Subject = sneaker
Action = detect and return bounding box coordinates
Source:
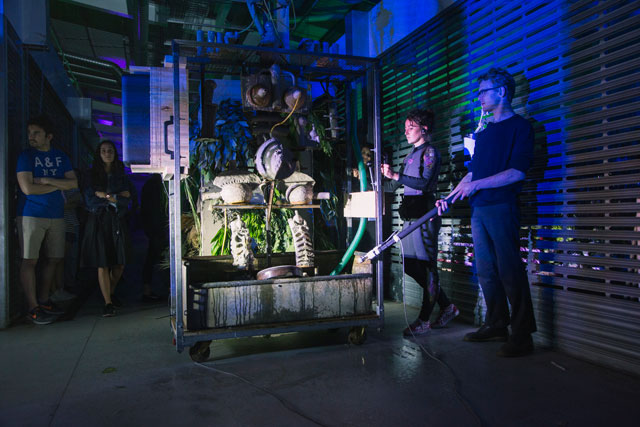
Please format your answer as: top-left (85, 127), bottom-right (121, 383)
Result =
top-left (38, 299), bottom-right (65, 315)
top-left (403, 319), bottom-right (431, 337)
top-left (102, 303), bottom-right (116, 317)
top-left (463, 324), bottom-right (508, 342)
top-left (50, 289), bottom-right (76, 302)
top-left (497, 335), bottom-right (534, 357)
top-left (432, 304), bottom-right (460, 329)
top-left (26, 307), bottom-right (55, 325)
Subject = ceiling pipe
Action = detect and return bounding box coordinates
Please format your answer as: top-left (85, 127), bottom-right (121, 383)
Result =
top-left (71, 71), bottom-right (119, 85)
top-left (67, 62), bottom-right (119, 77)
top-left (74, 82), bottom-right (122, 93)
top-left (60, 53), bottom-right (123, 79)
top-left (133, 0), bottom-right (149, 66)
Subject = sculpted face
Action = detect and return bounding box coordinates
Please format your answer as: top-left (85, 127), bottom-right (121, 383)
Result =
top-left (27, 125), bottom-right (52, 151)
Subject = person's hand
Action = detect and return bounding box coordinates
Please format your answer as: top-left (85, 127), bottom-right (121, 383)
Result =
top-left (434, 199), bottom-right (449, 217)
top-left (381, 163), bottom-right (398, 180)
top-left (449, 181), bottom-right (478, 203)
top-left (106, 194), bottom-right (117, 203)
top-left (95, 191), bottom-right (108, 199)
top-left (119, 191), bottom-right (131, 198)
top-left (33, 177), bottom-right (48, 185)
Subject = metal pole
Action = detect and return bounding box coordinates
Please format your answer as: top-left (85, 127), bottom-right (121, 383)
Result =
top-left (171, 41), bottom-right (185, 351)
top-left (370, 64), bottom-right (384, 323)
top-left (344, 84), bottom-right (353, 248)
top-left (0, 11), bottom-right (9, 328)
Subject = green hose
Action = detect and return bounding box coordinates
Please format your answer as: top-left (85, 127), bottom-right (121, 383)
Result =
top-left (331, 96), bottom-right (368, 275)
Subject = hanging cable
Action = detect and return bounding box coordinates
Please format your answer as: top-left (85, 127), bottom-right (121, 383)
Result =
top-left (270, 95), bottom-right (300, 137)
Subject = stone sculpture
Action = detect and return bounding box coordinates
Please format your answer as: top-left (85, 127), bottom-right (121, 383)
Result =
top-left (230, 214), bottom-right (254, 270)
top-left (282, 171), bottom-right (315, 205)
top-left (287, 212), bottom-right (314, 268)
top-left (201, 169), bottom-right (262, 205)
top-left (255, 137), bottom-right (296, 180)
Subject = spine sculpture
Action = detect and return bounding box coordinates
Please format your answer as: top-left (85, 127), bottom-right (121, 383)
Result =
top-left (287, 211), bottom-right (314, 268)
top-left (230, 214), bottom-right (254, 270)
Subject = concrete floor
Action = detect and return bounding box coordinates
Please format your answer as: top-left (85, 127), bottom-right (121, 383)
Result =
top-left (1, 295), bottom-right (639, 427)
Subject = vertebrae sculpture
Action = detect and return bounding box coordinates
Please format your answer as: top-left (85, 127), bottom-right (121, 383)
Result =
top-left (230, 214), bottom-right (253, 270)
top-left (287, 212), bottom-right (314, 268)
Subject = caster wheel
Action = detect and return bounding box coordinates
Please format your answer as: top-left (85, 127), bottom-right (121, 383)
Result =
top-left (189, 341), bottom-right (211, 362)
top-left (348, 326), bottom-right (367, 345)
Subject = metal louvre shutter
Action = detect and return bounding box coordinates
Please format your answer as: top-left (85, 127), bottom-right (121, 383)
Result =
top-left (380, 0), bottom-right (640, 374)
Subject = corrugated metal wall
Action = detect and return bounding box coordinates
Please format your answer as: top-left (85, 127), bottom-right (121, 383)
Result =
top-left (379, 0), bottom-right (640, 374)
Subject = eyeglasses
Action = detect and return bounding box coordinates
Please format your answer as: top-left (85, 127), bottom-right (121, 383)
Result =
top-left (477, 86), bottom-right (502, 97)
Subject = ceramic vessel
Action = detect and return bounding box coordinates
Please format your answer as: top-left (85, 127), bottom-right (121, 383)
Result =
top-left (255, 138), bottom-right (296, 180)
top-left (219, 183), bottom-right (254, 204)
top-left (285, 183), bottom-right (314, 205)
top-left (282, 171), bottom-right (315, 205)
top-left (204, 169), bottom-right (262, 204)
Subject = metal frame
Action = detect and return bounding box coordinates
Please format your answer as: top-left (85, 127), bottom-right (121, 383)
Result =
top-left (0, 12), bottom-right (9, 329)
top-left (168, 40), bottom-right (383, 353)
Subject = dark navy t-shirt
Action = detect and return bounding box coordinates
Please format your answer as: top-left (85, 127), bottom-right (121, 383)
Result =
top-left (16, 147), bottom-right (73, 218)
top-left (470, 114), bottom-right (534, 207)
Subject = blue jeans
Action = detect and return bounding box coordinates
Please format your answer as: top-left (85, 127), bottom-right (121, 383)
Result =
top-left (471, 203), bottom-right (536, 338)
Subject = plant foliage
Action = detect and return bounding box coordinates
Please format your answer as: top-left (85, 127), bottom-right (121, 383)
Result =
top-left (191, 99), bottom-right (253, 182)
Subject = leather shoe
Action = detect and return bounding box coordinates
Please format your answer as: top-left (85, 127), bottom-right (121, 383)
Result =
top-left (463, 325), bottom-right (508, 342)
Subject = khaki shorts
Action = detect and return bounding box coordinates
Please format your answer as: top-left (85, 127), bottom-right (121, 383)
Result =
top-left (17, 216), bottom-right (65, 259)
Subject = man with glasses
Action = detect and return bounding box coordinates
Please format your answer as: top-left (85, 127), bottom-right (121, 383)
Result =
top-left (436, 68), bottom-right (537, 357)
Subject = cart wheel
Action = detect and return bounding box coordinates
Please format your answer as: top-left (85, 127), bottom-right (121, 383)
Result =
top-left (348, 326), bottom-right (367, 345)
top-left (189, 341), bottom-right (211, 362)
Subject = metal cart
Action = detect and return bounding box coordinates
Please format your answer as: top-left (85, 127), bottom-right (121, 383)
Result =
top-left (165, 40), bottom-right (384, 360)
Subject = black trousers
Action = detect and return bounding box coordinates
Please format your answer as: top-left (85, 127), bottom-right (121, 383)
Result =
top-left (471, 203), bottom-right (536, 338)
top-left (402, 214), bottom-right (451, 321)
top-left (404, 258), bottom-right (451, 321)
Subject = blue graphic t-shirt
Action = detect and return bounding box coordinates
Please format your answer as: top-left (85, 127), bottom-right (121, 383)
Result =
top-left (16, 147), bottom-right (73, 218)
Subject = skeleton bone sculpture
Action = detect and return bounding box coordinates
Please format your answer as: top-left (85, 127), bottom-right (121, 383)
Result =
top-left (230, 213), bottom-right (254, 270)
top-left (287, 211), bottom-right (314, 268)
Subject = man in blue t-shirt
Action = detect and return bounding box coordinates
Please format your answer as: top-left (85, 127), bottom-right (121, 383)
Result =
top-left (16, 115), bottom-right (78, 324)
top-left (436, 68), bottom-right (537, 357)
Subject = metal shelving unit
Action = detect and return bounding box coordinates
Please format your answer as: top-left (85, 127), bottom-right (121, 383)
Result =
top-left (167, 40), bottom-right (383, 359)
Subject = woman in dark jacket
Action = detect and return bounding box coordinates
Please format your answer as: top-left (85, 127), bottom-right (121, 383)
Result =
top-left (81, 140), bottom-right (131, 317)
top-left (382, 109), bottom-right (459, 336)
